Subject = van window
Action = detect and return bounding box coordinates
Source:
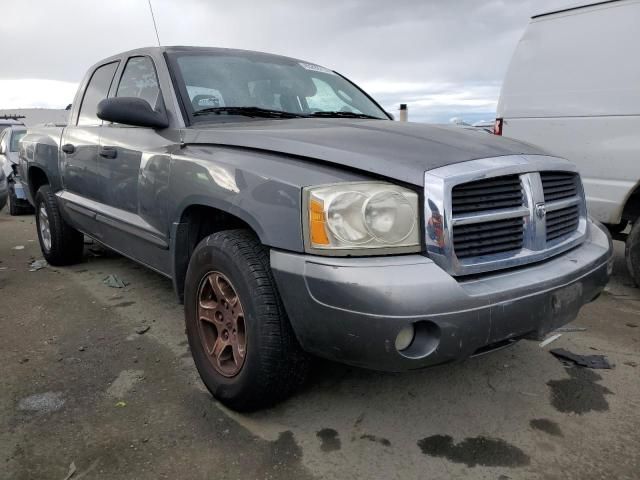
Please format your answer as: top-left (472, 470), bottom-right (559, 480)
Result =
top-left (77, 62), bottom-right (119, 126)
top-left (117, 56), bottom-right (160, 109)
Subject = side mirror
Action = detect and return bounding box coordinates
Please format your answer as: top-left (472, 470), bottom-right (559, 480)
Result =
top-left (97, 97), bottom-right (169, 129)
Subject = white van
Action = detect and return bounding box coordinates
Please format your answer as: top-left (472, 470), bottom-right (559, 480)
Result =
top-left (495, 0), bottom-right (640, 282)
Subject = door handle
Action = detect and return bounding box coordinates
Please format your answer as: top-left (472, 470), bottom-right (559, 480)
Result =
top-left (99, 146), bottom-right (118, 159)
top-left (61, 143), bottom-right (75, 154)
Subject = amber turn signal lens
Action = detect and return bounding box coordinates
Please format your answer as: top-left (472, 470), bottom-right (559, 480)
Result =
top-left (309, 199), bottom-right (330, 245)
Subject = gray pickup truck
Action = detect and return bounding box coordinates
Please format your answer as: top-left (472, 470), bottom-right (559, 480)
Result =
top-left (20, 46), bottom-right (612, 411)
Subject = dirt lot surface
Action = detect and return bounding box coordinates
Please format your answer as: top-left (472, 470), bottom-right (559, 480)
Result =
top-left (1, 211), bottom-right (639, 480)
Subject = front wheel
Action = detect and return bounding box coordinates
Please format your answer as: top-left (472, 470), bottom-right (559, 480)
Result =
top-left (184, 229), bottom-right (308, 411)
top-left (35, 185), bottom-right (84, 265)
top-left (626, 221), bottom-right (640, 286)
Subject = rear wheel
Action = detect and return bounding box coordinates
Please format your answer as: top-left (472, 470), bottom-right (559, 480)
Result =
top-left (184, 229), bottom-right (308, 411)
top-left (626, 221), bottom-right (640, 286)
top-left (35, 185), bottom-right (84, 265)
top-left (8, 191), bottom-right (19, 215)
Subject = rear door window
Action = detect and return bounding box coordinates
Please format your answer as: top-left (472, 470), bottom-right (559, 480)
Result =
top-left (77, 62), bottom-right (119, 126)
top-left (116, 56), bottom-right (160, 109)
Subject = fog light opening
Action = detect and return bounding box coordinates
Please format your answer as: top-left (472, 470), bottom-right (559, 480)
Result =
top-left (395, 324), bottom-right (415, 351)
top-left (397, 321), bottom-right (441, 359)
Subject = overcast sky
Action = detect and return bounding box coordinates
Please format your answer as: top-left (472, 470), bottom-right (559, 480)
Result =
top-left (1, 0), bottom-right (575, 123)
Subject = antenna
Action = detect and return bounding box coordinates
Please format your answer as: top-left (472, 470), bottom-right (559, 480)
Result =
top-left (147, 0), bottom-right (161, 46)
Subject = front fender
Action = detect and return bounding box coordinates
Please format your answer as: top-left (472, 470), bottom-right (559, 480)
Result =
top-left (166, 144), bottom-right (387, 302)
top-left (169, 147), bottom-right (306, 251)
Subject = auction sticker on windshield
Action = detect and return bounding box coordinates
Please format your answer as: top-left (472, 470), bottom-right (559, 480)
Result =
top-left (298, 62), bottom-right (335, 75)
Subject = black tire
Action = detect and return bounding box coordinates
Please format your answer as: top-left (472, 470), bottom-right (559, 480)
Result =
top-left (626, 221), bottom-right (640, 286)
top-left (8, 188), bottom-right (21, 216)
top-left (606, 220), bottom-right (628, 235)
top-left (184, 229), bottom-right (308, 411)
top-left (35, 185), bottom-right (84, 266)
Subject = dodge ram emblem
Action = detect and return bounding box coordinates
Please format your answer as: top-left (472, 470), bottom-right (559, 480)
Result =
top-left (535, 203), bottom-right (547, 219)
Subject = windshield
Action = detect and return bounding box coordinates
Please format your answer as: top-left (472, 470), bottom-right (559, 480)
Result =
top-left (10, 131), bottom-right (25, 151)
top-left (169, 52), bottom-right (388, 122)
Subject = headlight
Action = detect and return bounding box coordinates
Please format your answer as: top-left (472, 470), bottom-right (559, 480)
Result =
top-left (304, 182), bottom-right (420, 255)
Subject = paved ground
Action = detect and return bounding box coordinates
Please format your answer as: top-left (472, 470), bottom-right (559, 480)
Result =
top-left (1, 211), bottom-right (639, 480)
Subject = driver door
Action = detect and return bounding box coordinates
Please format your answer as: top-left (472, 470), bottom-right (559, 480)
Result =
top-left (96, 55), bottom-right (173, 269)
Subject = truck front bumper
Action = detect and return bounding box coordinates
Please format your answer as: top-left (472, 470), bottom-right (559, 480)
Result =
top-left (271, 220), bottom-right (612, 372)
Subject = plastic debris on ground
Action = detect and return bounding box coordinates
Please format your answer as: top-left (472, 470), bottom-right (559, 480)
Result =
top-left (555, 326), bottom-right (587, 332)
top-left (29, 259), bottom-right (48, 271)
top-left (62, 461), bottom-right (77, 480)
top-left (12, 245), bottom-right (25, 250)
top-left (549, 348), bottom-right (613, 369)
top-left (103, 274), bottom-right (129, 288)
top-left (539, 333), bottom-right (562, 348)
top-left (135, 325), bottom-right (150, 335)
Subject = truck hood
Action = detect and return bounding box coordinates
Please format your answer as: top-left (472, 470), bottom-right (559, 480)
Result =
top-left (183, 119), bottom-right (547, 186)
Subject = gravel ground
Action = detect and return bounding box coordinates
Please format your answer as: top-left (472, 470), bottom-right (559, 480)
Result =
top-left (1, 211), bottom-right (639, 480)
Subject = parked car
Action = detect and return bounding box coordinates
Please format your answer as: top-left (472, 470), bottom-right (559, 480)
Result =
top-left (0, 167), bottom-right (7, 212)
top-left (495, 0), bottom-right (640, 282)
top-left (0, 125), bottom-right (32, 215)
top-left (20, 46), bottom-right (612, 410)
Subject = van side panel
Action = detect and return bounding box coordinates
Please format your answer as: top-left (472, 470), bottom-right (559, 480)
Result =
top-left (498, 1), bottom-right (640, 118)
top-left (497, 0), bottom-right (640, 224)
top-left (502, 116), bottom-right (639, 223)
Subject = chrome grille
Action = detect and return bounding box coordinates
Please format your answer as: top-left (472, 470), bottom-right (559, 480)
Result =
top-left (451, 175), bottom-right (523, 214)
top-left (541, 172), bottom-right (578, 201)
top-left (424, 156), bottom-right (588, 276)
top-left (453, 217), bottom-right (524, 258)
top-left (546, 204), bottom-right (580, 242)
top-left (451, 174), bottom-right (525, 258)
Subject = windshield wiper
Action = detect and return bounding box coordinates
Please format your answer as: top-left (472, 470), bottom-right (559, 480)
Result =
top-left (309, 111), bottom-right (383, 120)
top-left (193, 106), bottom-right (306, 118)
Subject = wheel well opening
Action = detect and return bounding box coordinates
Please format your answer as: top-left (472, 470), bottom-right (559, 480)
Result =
top-left (181, 205), bottom-right (254, 253)
top-left (28, 167), bottom-right (49, 199)
top-left (622, 185), bottom-right (640, 224)
top-left (173, 205), bottom-right (255, 302)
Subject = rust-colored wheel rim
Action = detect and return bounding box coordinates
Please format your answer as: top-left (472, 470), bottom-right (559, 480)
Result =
top-left (197, 271), bottom-right (247, 377)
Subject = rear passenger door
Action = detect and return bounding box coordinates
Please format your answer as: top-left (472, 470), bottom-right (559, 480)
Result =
top-left (61, 61), bottom-right (119, 205)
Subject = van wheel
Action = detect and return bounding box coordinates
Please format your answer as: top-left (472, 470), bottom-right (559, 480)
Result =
top-left (184, 229), bottom-right (308, 411)
top-left (625, 221), bottom-right (640, 286)
top-left (35, 185), bottom-right (84, 265)
top-left (606, 220), bottom-right (628, 235)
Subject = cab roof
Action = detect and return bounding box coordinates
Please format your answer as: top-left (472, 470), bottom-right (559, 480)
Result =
top-left (532, 0), bottom-right (623, 18)
top-left (96, 46), bottom-right (309, 67)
